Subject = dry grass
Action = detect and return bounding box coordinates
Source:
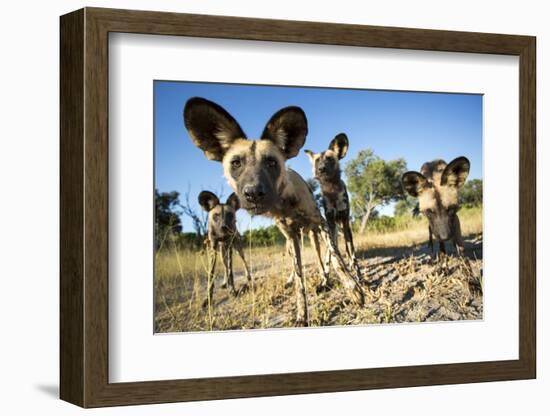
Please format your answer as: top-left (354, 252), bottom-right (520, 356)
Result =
top-left (155, 207), bottom-right (483, 333)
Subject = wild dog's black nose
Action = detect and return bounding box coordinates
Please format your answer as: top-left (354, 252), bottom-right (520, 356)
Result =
top-left (243, 184), bottom-right (266, 203)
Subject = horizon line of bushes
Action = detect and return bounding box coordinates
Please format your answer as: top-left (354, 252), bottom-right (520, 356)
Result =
top-left (157, 203), bottom-right (482, 251)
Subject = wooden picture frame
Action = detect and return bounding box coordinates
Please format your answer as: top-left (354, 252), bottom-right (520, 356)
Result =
top-left (60, 7), bottom-right (536, 408)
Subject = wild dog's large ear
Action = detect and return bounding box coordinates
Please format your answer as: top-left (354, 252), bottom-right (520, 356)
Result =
top-left (402, 172), bottom-right (429, 197)
top-left (198, 191), bottom-right (219, 212)
top-left (226, 193), bottom-right (240, 211)
top-left (441, 156), bottom-right (470, 188)
top-left (328, 133), bottom-right (349, 159)
top-left (304, 149), bottom-right (315, 162)
top-left (183, 97), bottom-right (247, 161)
top-left (261, 106), bottom-right (308, 159)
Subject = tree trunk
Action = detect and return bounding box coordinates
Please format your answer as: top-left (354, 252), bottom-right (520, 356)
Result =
top-left (359, 206), bottom-right (373, 234)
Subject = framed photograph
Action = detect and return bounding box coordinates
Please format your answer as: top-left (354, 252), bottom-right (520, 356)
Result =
top-left (60, 7), bottom-right (536, 408)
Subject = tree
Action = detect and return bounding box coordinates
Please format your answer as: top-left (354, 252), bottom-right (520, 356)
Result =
top-left (242, 225), bottom-right (285, 246)
top-left (459, 179), bottom-right (483, 208)
top-left (155, 189), bottom-right (183, 248)
top-left (394, 195), bottom-right (420, 217)
top-left (344, 149), bottom-right (407, 233)
top-left (177, 187), bottom-right (208, 239)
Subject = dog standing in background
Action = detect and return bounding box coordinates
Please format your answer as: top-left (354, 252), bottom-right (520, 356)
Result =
top-left (401, 157), bottom-right (470, 256)
top-left (199, 191), bottom-right (253, 308)
top-left (304, 133), bottom-right (361, 279)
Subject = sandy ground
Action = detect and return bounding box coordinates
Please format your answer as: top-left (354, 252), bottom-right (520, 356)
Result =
top-left (155, 234), bottom-right (483, 332)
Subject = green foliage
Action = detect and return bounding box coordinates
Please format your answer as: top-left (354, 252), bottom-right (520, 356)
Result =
top-left (363, 215), bottom-right (419, 234)
top-left (242, 225), bottom-right (285, 247)
top-left (155, 189), bottom-right (182, 248)
top-left (364, 206), bottom-right (481, 235)
top-left (394, 195), bottom-right (420, 218)
top-left (459, 179), bottom-right (483, 208)
top-left (175, 232), bottom-right (203, 250)
top-left (344, 149), bottom-right (407, 232)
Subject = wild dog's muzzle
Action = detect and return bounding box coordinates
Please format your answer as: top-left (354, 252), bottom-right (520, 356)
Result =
top-left (431, 215), bottom-right (452, 241)
top-left (243, 183), bottom-right (266, 204)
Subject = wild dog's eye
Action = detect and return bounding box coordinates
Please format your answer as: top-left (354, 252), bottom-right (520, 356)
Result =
top-left (225, 212), bottom-right (234, 221)
top-left (231, 158), bottom-right (242, 169)
top-left (424, 208), bottom-right (434, 216)
top-left (265, 156), bottom-right (278, 168)
top-left (213, 214), bottom-right (220, 221)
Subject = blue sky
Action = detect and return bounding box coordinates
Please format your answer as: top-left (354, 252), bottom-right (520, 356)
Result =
top-left (154, 81), bottom-right (482, 233)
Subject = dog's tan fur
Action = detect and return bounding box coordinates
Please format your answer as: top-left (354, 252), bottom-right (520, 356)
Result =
top-left (402, 157), bottom-right (470, 256)
top-left (184, 97), bottom-right (364, 326)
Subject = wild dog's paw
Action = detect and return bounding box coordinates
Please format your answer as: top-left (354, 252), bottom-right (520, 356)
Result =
top-left (351, 284), bottom-right (365, 306)
top-left (237, 283), bottom-right (250, 295)
top-left (351, 265), bottom-right (363, 282)
top-left (295, 317), bottom-right (309, 327)
top-left (284, 274), bottom-right (295, 289)
top-left (315, 280), bottom-right (332, 294)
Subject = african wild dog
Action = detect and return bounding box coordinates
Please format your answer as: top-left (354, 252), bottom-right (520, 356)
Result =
top-left (184, 97), bottom-right (364, 326)
top-left (304, 133), bottom-right (361, 279)
top-left (401, 157), bottom-right (471, 256)
top-left (198, 191), bottom-right (253, 308)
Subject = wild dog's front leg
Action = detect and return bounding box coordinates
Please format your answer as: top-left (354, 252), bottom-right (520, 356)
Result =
top-left (319, 218), bottom-right (364, 305)
top-left (439, 241), bottom-right (447, 255)
top-left (284, 239), bottom-right (295, 289)
top-left (428, 225), bottom-right (434, 254)
top-left (220, 243), bottom-right (237, 296)
top-left (289, 234), bottom-right (309, 326)
top-left (234, 238), bottom-right (253, 285)
top-left (452, 214), bottom-right (465, 256)
top-left (202, 240), bottom-right (218, 309)
top-left (323, 214), bottom-right (338, 275)
top-left (309, 230), bottom-right (329, 288)
top-left (342, 219), bottom-right (361, 280)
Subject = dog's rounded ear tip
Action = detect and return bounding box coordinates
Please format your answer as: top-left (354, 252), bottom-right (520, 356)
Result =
top-left (186, 96), bottom-right (206, 105)
top-left (453, 156), bottom-right (470, 165)
top-left (183, 97), bottom-right (201, 120)
top-left (184, 96), bottom-right (198, 110)
top-left (284, 106), bottom-right (307, 123)
top-left (336, 132), bottom-right (348, 140)
top-left (287, 105), bottom-right (305, 114)
top-left (184, 97), bottom-right (215, 114)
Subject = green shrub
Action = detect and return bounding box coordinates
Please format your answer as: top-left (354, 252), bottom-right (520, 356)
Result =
top-left (363, 215), bottom-right (419, 234)
top-left (242, 225), bottom-right (285, 247)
